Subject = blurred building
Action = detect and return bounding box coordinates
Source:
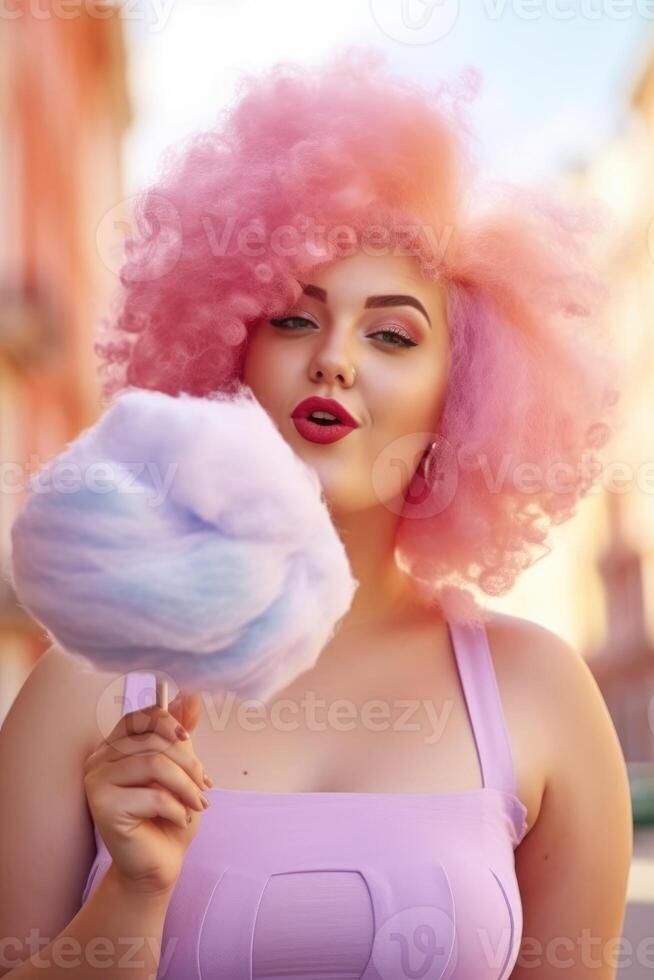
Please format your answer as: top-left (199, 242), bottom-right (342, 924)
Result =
top-left (571, 48), bottom-right (654, 773)
top-left (586, 54), bottom-right (654, 765)
top-left (489, 42), bottom-right (654, 779)
top-left (0, 3), bottom-right (131, 720)
top-left (580, 66), bottom-right (654, 960)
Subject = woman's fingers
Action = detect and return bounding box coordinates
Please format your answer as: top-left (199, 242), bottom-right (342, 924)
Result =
top-left (168, 691), bottom-right (203, 735)
top-left (121, 785), bottom-right (193, 831)
top-left (108, 704), bottom-right (188, 746)
top-left (98, 752), bottom-right (210, 813)
top-left (85, 731), bottom-right (210, 791)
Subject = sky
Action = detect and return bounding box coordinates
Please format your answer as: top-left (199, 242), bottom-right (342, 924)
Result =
top-left (121, 0), bottom-right (654, 193)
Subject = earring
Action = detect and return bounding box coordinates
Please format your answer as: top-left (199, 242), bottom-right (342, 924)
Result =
top-left (421, 440), bottom-right (438, 486)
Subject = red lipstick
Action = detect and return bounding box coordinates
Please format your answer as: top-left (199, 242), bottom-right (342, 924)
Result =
top-left (291, 396), bottom-right (360, 445)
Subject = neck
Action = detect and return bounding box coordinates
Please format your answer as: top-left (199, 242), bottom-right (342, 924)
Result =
top-left (327, 501), bottom-right (428, 636)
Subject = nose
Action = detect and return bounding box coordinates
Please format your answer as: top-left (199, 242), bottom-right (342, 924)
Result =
top-left (309, 334), bottom-right (357, 387)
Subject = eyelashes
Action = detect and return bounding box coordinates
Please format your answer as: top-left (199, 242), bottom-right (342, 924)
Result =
top-left (269, 316), bottom-right (418, 349)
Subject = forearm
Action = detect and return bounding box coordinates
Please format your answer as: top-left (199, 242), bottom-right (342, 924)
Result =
top-left (3, 864), bottom-right (174, 979)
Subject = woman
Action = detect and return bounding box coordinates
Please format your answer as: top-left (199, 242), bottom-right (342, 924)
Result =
top-left (0, 47), bottom-right (632, 979)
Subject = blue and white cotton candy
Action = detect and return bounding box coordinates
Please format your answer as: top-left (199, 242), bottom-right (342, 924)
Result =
top-left (9, 386), bottom-right (358, 702)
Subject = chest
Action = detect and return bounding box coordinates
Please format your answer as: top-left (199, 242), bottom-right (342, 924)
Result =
top-left (82, 617), bottom-right (535, 980)
top-left (191, 618), bottom-right (535, 810)
top-left (85, 790), bottom-right (524, 980)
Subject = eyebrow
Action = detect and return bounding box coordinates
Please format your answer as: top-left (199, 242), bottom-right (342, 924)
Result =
top-left (299, 282), bottom-right (432, 329)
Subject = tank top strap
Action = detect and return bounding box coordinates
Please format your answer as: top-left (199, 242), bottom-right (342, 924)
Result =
top-left (446, 618), bottom-right (518, 796)
top-left (120, 671), bottom-right (158, 719)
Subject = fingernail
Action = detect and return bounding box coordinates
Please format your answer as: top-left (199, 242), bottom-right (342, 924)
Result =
top-left (175, 724), bottom-right (190, 740)
top-left (203, 771), bottom-right (214, 788)
top-left (200, 795), bottom-right (210, 809)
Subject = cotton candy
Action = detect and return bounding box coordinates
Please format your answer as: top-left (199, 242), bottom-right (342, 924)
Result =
top-left (8, 386), bottom-right (358, 702)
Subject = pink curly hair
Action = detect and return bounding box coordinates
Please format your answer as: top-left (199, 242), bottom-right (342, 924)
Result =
top-left (94, 46), bottom-right (623, 624)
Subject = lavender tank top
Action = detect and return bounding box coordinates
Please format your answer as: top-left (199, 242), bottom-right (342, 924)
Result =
top-left (81, 618), bottom-right (529, 979)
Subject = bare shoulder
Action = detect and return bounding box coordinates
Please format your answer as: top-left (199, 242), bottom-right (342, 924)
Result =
top-left (482, 608), bottom-right (587, 708)
top-left (484, 610), bottom-right (632, 826)
top-left (480, 610), bottom-right (598, 828)
top-left (483, 608), bottom-right (576, 664)
top-left (483, 608), bottom-right (611, 743)
top-left (485, 609), bottom-right (631, 787)
top-left (10, 643), bottom-right (127, 758)
top-left (482, 609), bottom-right (616, 769)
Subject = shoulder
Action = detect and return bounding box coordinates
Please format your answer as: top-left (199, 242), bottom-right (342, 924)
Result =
top-left (482, 610), bottom-right (615, 766)
top-left (475, 612), bottom-right (580, 815)
top-left (482, 610), bottom-right (578, 722)
top-left (483, 608), bottom-right (576, 665)
top-left (482, 609), bottom-right (588, 711)
top-left (483, 609), bottom-right (610, 729)
top-left (484, 609), bottom-right (632, 830)
top-left (11, 643), bottom-right (128, 759)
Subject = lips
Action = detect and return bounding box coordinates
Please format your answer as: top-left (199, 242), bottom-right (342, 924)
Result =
top-left (290, 397), bottom-right (359, 428)
top-left (290, 396), bottom-right (360, 446)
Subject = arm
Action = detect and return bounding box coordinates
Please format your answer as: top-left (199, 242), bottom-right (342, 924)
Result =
top-left (0, 644), bottom-right (138, 976)
top-left (510, 626), bottom-right (633, 979)
top-left (2, 864), bottom-right (173, 978)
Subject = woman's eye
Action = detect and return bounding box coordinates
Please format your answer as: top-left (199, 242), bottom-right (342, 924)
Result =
top-left (269, 317), bottom-right (417, 348)
top-left (269, 316), bottom-right (313, 330)
top-left (369, 328), bottom-right (418, 348)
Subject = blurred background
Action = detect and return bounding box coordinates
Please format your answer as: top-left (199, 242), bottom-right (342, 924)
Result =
top-left (1, 0), bottom-right (653, 968)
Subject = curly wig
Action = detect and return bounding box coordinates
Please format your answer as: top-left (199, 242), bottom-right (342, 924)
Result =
top-left (94, 46), bottom-right (623, 624)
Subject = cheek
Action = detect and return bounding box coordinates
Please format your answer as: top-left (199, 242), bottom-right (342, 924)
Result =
top-left (241, 332), bottom-right (298, 425)
top-left (242, 332), bottom-right (278, 396)
top-left (373, 361), bottom-right (448, 438)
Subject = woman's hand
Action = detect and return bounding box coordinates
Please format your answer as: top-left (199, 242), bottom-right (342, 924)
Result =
top-left (83, 690), bottom-right (211, 897)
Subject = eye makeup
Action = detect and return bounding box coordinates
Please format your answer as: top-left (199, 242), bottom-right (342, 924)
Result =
top-left (270, 315), bottom-right (419, 348)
